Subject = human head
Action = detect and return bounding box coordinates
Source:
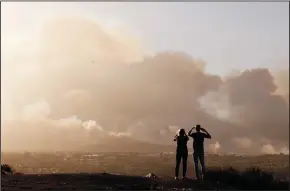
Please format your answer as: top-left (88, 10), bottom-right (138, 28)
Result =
top-left (179, 128), bottom-right (186, 136)
top-left (196, 124), bottom-right (201, 132)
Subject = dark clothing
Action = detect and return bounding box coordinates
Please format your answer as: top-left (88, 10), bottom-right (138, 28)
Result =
top-left (175, 135), bottom-right (189, 177)
top-left (176, 135), bottom-right (189, 150)
top-left (193, 149), bottom-right (205, 179)
top-left (189, 132), bottom-right (209, 179)
top-left (189, 132), bottom-right (206, 151)
top-left (175, 151), bottom-right (188, 177)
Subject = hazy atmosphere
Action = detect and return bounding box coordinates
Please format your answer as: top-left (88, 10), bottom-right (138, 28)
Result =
top-left (1, 2), bottom-right (289, 155)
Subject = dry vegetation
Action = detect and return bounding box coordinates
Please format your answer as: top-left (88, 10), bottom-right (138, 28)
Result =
top-left (1, 164), bottom-right (15, 175)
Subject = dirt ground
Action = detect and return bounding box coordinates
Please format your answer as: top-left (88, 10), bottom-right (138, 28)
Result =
top-left (1, 173), bottom-right (224, 191)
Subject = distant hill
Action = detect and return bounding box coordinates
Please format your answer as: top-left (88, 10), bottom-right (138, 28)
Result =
top-left (81, 136), bottom-right (175, 153)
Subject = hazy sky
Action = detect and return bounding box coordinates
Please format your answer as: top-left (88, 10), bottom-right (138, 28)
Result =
top-left (2, 2), bottom-right (289, 75)
top-left (1, 2), bottom-right (289, 154)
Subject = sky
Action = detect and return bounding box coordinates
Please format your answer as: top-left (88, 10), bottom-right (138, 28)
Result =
top-left (2, 2), bottom-right (289, 75)
top-left (1, 2), bottom-right (289, 154)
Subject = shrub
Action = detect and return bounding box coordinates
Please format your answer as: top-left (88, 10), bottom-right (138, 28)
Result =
top-left (1, 164), bottom-right (15, 175)
top-left (206, 166), bottom-right (287, 190)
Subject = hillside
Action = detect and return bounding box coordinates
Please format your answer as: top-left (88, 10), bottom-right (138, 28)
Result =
top-left (81, 136), bottom-right (175, 153)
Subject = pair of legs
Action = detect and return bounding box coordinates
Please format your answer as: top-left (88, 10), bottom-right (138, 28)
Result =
top-left (175, 150), bottom-right (188, 178)
top-left (193, 149), bottom-right (205, 179)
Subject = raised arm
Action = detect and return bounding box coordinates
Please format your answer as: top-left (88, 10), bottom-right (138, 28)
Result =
top-left (201, 128), bottom-right (211, 139)
top-left (188, 126), bottom-right (195, 136)
top-left (173, 135), bottom-right (178, 141)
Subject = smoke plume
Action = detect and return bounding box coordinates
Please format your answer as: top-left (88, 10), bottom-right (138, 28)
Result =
top-left (2, 18), bottom-right (289, 154)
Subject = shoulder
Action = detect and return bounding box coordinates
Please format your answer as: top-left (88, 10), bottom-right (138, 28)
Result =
top-left (189, 132), bottom-right (197, 137)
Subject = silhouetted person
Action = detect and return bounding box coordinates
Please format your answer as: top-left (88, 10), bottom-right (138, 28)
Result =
top-left (188, 124), bottom-right (211, 180)
top-left (173, 128), bottom-right (189, 180)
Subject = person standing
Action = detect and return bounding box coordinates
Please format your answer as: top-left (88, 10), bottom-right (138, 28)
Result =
top-left (173, 129), bottom-right (189, 180)
top-left (188, 124), bottom-right (211, 180)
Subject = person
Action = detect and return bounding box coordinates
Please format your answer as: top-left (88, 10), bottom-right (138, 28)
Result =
top-left (188, 124), bottom-right (211, 180)
top-left (173, 128), bottom-right (189, 180)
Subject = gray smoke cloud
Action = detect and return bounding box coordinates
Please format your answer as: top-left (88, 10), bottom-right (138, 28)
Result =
top-left (2, 18), bottom-right (289, 154)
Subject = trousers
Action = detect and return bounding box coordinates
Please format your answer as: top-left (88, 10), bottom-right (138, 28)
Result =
top-left (175, 149), bottom-right (188, 177)
top-left (193, 149), bottom-right (205, 179)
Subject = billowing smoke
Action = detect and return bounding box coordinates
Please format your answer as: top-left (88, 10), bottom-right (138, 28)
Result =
top-left (2, 18), bottom-right (289, 154)
top-left (261, 144), bottom-right (289, 155)
top-left (2, 100), bottom-right (134, 151)
top-left (208, 142), bottom-right (221, 154)
top-left (232, 137), bottom-right (252, 149)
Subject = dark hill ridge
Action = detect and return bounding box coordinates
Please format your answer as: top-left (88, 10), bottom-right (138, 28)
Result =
top-left (2, 171), bottom-right (288, 190)
top-left (1, 172), bottom-right (227, 190)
